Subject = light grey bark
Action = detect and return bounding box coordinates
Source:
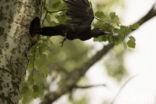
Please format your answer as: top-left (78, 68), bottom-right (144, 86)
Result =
top-left (0, 0), bottom-right (40, 104)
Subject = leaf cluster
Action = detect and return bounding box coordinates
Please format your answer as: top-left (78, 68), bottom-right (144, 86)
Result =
top-left (93, 11), bottom-right (138, 48)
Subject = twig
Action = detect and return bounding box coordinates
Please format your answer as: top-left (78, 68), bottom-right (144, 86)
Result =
top-left (45, 8), bottom-right (66, 14)
top-left (41, 0), bottom-right (48, 25)
top-left (110, 75), bottom-right (137, 104)
top-left (75, 84), bottom-right (107, 89)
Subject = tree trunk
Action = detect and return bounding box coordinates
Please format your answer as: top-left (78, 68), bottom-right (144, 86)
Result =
top-left (0, 0), bottom-right (40, 104)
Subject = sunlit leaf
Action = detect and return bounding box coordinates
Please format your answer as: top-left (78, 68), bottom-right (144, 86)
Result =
top-left (127, 36), bottom-right (136, 48)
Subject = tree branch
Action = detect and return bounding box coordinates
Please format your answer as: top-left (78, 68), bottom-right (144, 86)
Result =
top-left (137, 4), bottom-right (156, 26)
top-left (41, 4), bottom-right (156, 104)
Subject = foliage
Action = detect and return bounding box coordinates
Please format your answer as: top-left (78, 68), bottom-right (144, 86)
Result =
top-left (127, 36), bottom-right (136, 48)
top-left (93, 11), bottom-right (138, 48)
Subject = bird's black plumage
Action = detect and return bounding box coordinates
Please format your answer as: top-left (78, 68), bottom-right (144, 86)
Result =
top-left (64, 0), bottom-right (94, 29)
top-left (30, 0), bottom-right (105, 40)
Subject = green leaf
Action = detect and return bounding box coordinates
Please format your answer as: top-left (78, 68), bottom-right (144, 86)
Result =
top-left (110, 12), bottom-right (119, 25)
top-left (95, 11), bottom-right (105, 19)
top-left (127, 36), bottom-right (136, 48)
top-left (120, 25), bottom-right (131, 35)
top-left (32, 85), bottom-right (43, 98)
top-left (130, 23), bottom-right (139, 30)
top-left (21, 82), bottom-right (33, 104)
top-left (94, 35), bottom-right (108, 42)
top-left (40, 66), bottom-right (49, 78)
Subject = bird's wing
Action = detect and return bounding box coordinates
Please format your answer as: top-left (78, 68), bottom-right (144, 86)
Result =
top-left (63, 0), bottom-right (94, 29)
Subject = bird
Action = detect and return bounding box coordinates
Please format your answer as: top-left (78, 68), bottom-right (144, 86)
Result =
top-left (30, 0), bottom-right (105, 41)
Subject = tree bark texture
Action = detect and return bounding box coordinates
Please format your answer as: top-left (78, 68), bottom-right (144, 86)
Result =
top-left (0, 0), bottom-right (40, 104)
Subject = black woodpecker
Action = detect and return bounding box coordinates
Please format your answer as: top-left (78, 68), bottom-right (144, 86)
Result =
top-left (30, 0), bottom-right (105, 41)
